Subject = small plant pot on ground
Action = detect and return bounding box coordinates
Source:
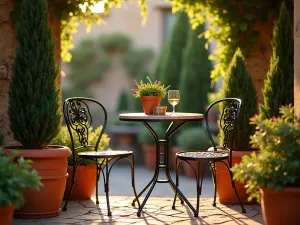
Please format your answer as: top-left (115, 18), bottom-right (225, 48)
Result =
top-left (171, 146), bottom-right (183, 171)
top-left (0, 205), bottom-right (15, 225)
top-left (260, 187), bottom-right (300, 225)
top-left (141, 144), bottom-right (157, 170)
top-left (215, 150), bottom-right (257, 205)
top-left (64, 165), bottom-right (97, 200)
top-left (4, 146), bottom-right (71, 219)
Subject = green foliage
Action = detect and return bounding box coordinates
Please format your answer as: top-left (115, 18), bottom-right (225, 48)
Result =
top-left (0, 133), bottom-right (3, 146)
top-left (121, 48), bottom-right (154, 78)
top-left (177, 127), bottom-right (211, 151)
top-left (0, 149), bottom-right (41, 208)
top-left (117, 90), bottom-right (131, 113)
top-left (132, 76), bottom-right (170, 99)
top-left (51, 126), bottom-right (110, 165)
top-left (138, 123), bottom-right (165, 145)
top-left (63, 38), bottom-right (112, 100)
top-left (152, 45), bottom-right (167, 82)
top-left (99, 33), bottom-right (133, 52)
top-left (160, 12), bottom-right (189, 91)
top-left (260, 2), bottom-right (294, 119)
top-left (169, 0), bottom-right (291, 80)
top-left (9, 0), bottom-right (60, 149)
top-left (179, 23), bottom-right (211, 115)
top-left (232, 106), bottom-right (300, 202)
top-left (220, 48), bottom-right (258, 150)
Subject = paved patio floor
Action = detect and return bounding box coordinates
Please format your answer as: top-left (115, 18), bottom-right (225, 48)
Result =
top-left (13, 196), bottom-right (263, 225)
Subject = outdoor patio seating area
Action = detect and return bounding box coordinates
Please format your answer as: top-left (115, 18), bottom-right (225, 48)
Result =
top-left (13, 197), bottom-right (263, 225)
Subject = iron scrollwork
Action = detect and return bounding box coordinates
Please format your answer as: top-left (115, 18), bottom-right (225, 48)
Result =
top-left (66, 99), bottom-right (92, 147)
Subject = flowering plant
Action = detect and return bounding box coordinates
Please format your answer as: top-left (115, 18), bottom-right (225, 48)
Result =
top-left (131, 76), bottom-right (170, 98)
top-left (232, 105), bottom-right (300, 201)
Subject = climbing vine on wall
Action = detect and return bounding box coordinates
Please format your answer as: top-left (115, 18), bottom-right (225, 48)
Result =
top-left (12, 0), bottom-right (148, 62)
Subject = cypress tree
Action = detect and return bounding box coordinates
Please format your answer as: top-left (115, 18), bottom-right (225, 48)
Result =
top-left (160, 12), bottom-right (189, 91)
top-left (179, 24), bottom-right (211, 116)
top-left (9, 0), bottom-right (60, 149)
top-left (117, 90), bottom-right (130, 113)
top-left (260, 1), bottom-right (293, 118)
top-left (220, 48), bottom-right (258, 150)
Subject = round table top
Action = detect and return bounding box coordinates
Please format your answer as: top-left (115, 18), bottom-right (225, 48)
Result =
top-left (119, 112), bottom-right (203, 122)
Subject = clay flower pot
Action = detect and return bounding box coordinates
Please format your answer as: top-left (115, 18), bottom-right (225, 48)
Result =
top-left (0, 204), bottom-right (15, 225)
top-left (64, 165), bottom-right (97, 200)
top-left (4, 145), bottom-right (71, 219)
top-left (140, 96), bottom-right (162, 114)
top-left (260, 187), bottom-right (300, 225)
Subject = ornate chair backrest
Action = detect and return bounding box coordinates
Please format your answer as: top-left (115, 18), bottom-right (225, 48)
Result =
top-left (63, 97), bottom-right (108, 155)
top-left (204, 98), bottom-right (242, 152)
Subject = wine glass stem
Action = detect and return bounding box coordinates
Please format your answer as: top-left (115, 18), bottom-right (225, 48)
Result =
top-left (172, 105), bottom-right (175, 114)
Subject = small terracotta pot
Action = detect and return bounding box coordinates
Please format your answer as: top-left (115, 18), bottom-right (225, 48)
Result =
top-left (64, 165), bottom-right (97, 200)
top-left (140, 96), bottom-right (162, 114)
top-left (260, 187), bottom-right (300, 225)
top-left (4, 145), bottom-right (71, 219)
top-left (215, 150), bottom-right (257, 204)
top-left (0, 204), bottom-right (15, 225)
top-left (183, 160), bottom-right (205, 178)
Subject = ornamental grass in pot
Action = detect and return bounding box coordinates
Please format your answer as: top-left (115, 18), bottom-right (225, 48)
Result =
top-left (4, 0), bottom-right (71, 218)
top-left (51, 125), bottom-right (110, 200)
top-left (0, 133), bottom-right (41, 225)
top-left (176, 127), bottom-right (211, 177)
top-left (217, 48), bottom-right (258, 204)
top-left (131, 76), bottom-right (170, 114)
top-left (232, 106), bottom-right (300, 225)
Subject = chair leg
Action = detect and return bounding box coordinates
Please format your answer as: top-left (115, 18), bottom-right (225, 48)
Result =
top-left (195, 161), bottom-right (205, 217)
top-left (63, 164), bottom-right (78, 211)
top-left (104, 158), bottom-right (112, 216)
top-left (130, 155), bottom-right (140, 208)
top-left (96, 164), bottom-right (100, 205)
top-left (172, 157), bottom-right (179, 210)
top-left (209, 162), bottom-right (217, 207)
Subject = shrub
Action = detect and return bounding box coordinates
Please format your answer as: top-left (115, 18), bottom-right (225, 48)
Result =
top-left (51, 126), bottom-right (110, 165)
top-left (177, 127), bottom-right (211, 151)
top-left (260, 2), bottom-right (293, 118)
top-left (219, 48), bottom-right (258, 150)
top-left (9, 0), bottom-right (60, 149)
top-left (98, 33), bottom-right (132, 52)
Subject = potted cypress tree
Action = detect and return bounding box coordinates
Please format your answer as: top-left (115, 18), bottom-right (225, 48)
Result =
top-left (217, 48), bottom-right (258, 204)
top-left (4, 0), bottom-right (71, 218)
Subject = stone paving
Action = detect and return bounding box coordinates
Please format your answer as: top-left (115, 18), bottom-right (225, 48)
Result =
top-left (13, 196), bottom-right (263, 225)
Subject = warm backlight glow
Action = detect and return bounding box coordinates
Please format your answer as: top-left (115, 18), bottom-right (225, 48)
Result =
top-left (79, 1), bottom-right (106, 13)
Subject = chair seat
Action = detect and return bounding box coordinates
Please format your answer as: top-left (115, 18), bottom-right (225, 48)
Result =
top-left (78, 150), bottom-right (133, 158)
top-left (176, 151), bottom-right (228, 161)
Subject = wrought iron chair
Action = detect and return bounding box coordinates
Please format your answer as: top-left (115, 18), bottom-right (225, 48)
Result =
top-left (62, 97), bottom-right (140, 216)
top-left (172, 98), bottom-right (246, 217)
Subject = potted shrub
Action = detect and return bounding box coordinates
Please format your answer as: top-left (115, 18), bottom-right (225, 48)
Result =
top-left (217, 48), bottom-right (258, 204)
top-left (51, 125), bottom-right (110, 200)
top-left (176, 127), bottom-right (211, 177)
top-left (0, 134), bottom-right (41, 225)
top-left (138, 123), bottom-right (165, 170)
top-left (131, 76), bottom-right (170, 114)
top-left (232, 106), bottom-right (300, 225)
top-left (4, 0), bottom-right (71, 218)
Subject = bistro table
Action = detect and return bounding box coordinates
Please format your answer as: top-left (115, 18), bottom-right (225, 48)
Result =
top-left (119, 112), bottom-right (203, 216)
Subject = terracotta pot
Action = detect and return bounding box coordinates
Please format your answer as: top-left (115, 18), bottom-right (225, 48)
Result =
top-left (260, 187), bottom-right (300, 225)
top-left (0, 205), bottom-right (15, 225)
top-left (4, 145), bottom-right (71, 219)
top-left (63, 165), bottom-right (97, 200)
top-left (140, 96), bottom-right (162, 114)
top-left (141, 144), bottom-right (157, 170)
top-left (183, 160), bottom-right (205, 178)
top-left (215, 150), bottom-right (257, 205)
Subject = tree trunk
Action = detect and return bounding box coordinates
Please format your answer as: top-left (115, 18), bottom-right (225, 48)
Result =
top-left (294, 1), bottom-right (300, 117)
top-left (0, 0), bottom-right (61, 144)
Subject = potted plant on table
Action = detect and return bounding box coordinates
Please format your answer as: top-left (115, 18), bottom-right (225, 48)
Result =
top-left (51, 126), bottom-right (110, 200)
top-left (176, 127), bottom-right (211, 177)
top-left (132, 76), bottom-right (170, 114)
top-left (217, 48), bottom-right (258, 204)
top-left (0, 133), bottom-right (41, 225)
top-left (4, 0), bottom-right (71, 218)
top-left (232, 106), bottom-right (300, 225)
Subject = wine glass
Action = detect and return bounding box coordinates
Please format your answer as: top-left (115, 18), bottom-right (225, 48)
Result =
top-left (168, 90), bottom-right (180, 115)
